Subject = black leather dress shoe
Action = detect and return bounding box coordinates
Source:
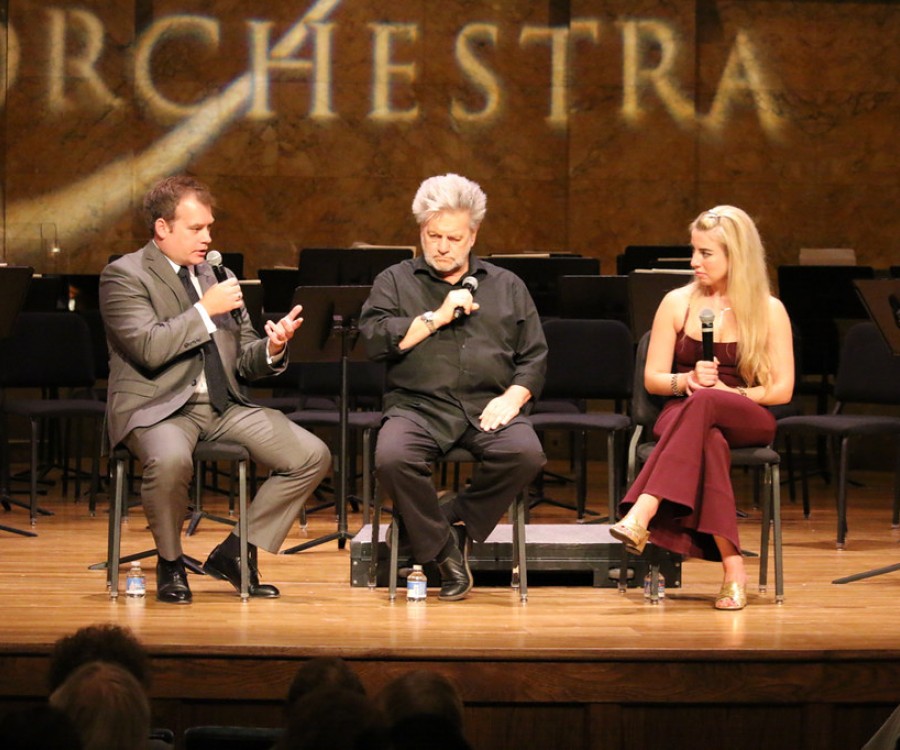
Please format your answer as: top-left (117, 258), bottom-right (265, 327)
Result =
top-left (156, 557), bottom-right (192, 604)
top-left (436, 525), bottom-right (472, 601)
top-left (203, 543), bottom-right (280, 598)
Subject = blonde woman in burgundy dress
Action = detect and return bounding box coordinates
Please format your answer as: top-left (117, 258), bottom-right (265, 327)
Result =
top-left (611, 206), bottom-right (794, 610)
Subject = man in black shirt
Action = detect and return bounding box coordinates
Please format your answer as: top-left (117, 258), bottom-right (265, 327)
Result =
top-left (360, 173), bottom-right (547, 600)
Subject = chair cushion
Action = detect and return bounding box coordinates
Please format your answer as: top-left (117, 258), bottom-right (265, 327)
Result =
top-left (3, 398), bottom-right (105, 419)
top-left (529, 412), bottom-right (631, 431)
top-left (192, 441), bottom-right (249, 462)
top-left (777, 414), bottom-right (900, 437)
top-left (637, 441), bottom-right (780, 467)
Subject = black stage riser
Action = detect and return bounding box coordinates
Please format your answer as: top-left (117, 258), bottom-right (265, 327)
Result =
top-left (350, 523), bottom-right (682, 589)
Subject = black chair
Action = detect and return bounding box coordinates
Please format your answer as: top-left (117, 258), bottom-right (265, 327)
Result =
top-left (776, 321), bottom-right (900, 549)
top-left (105, 439), bottom-right (250, 600)
top-left (622, 332), bottom-right (784, 604)
top-left (769, 332), bottom-right (809, 514)
top-left (247, 363), bottom-right (305, 415)
top-left (369, 446), bottom-right (530, 603)
top-left (241, 313), bottom-right (314, 415)
top-left (0, 267), bottom-right (35, 536)
top-left (0, 312), bottom-right (106, 526)
top-left (557, 275), bottom-right (630, 324)
top-left (76, 309), bottom-right (111, 383)
top-left (21, 274), bottom-right (65, 311)
top-left (777, 264), bottom-right (875, 413)
top-left (183, 725), bottom-right (282, 750)
top-left (185, 446), bottom-right (249, 536)
top-left (281, 361), bottom-right (385, 552)
top-left (529, 319), bottom-right (634, 521)
top-left (284, 406), bottom-right (383, 525)
top-left (486, 255), bottom-right (600, 317)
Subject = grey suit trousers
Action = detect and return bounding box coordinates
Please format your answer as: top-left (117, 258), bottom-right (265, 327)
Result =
top-left (125, 398), bottom-right (331, 560)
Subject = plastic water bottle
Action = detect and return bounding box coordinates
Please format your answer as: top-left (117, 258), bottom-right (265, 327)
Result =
top-left (643, 569), bottom-right (665, 599)
top-left (407, 565), bottom-right (427, 602)
top-left (125, 561), bottom-right (146, 598)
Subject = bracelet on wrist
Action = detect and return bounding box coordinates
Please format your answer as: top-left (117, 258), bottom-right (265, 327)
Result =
top-left (671, 373), bottom-right (684, 397)
top-left (737, 386), bottom-right (748, 397)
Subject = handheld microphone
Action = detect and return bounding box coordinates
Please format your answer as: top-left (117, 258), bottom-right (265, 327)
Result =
top-left (453, 276), bottom-right (479, 320)
top-left (206, 250), bottom-right (243, 325)
top-left (699, 308), bottom-right (715, 361)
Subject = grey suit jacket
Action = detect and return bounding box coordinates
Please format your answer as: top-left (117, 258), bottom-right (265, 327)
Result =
top-left (100, 241), bottom-right (285, 447)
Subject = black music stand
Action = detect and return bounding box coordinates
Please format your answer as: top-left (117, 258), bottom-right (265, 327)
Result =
top-left (627, 270), bottom-right (693, 339)
top-left (280, 285), bottom-right (373, 554)
top-left (486, 255), bottom-right (600, 317)
top-left (0, 266), bottom-right (38, 537)
top-left (298, 247), bottom-right (412, 286)
top-left (557, 275), bottom-right (630, 323)
top-left (833, 279), bottom-right (900, 585)
top-left (257, 268), bottom-right (302, 313)
top-left (616, 245), bottom-right (692, 275)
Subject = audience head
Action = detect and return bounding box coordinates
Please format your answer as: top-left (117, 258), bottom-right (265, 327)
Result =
top-left (0, 704), bottom-right (83, 750)
top-left (48, 623), bottom-right (151, 693)
top-left (376, 669), bottom-right (466, 733)
top-left (50, 661), bottom-right (151, 750)
top-left (285, 657), bottom-right (365, 716)
top-left (278, 687), bottom-right (389, 750)
top-left (389, 714), bottom-right (473, 750)
top-left (375, 669), bottom-right (471, 748)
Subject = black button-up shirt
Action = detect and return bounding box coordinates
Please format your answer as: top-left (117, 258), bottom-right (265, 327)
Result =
top-left (360, 254), bottom-right (547, 451)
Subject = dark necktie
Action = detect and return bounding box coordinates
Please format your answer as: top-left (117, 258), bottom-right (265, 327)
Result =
top-left (178, 266), bottom-right (230, 413)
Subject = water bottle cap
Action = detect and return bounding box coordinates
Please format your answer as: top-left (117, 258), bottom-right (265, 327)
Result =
top-left (412, 564), bottom-right (423, 571)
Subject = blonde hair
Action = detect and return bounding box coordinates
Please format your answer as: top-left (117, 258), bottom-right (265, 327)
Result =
top-left (689, 205), bottom-right (773, 387)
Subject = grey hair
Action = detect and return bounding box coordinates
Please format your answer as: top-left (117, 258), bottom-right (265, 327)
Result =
top-left (411, 173), bottom-right (487, 229)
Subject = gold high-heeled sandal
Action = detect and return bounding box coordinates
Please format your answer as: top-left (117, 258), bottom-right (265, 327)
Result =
top-left (610, 517), bottom-right (650, 555)
top-left (714, 581), bottom-right (747, 610)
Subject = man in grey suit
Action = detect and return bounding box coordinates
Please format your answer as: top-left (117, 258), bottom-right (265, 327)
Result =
top-left (100, 175), bottom-right (331, 603)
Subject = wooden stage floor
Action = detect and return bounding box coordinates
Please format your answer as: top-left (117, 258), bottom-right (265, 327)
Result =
top-left (1, 459), bottom-right (899, 749)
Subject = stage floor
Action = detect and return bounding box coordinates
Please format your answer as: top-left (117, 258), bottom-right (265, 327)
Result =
top-left (2, 459), bottom-right (899, 749)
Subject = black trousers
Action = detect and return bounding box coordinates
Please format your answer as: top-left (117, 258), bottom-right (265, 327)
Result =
top-left (375, 415), bottom-right (546, 563)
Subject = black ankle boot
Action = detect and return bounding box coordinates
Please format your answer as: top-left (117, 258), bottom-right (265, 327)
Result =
top-left (436, 526), bottom-right (472, 601)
